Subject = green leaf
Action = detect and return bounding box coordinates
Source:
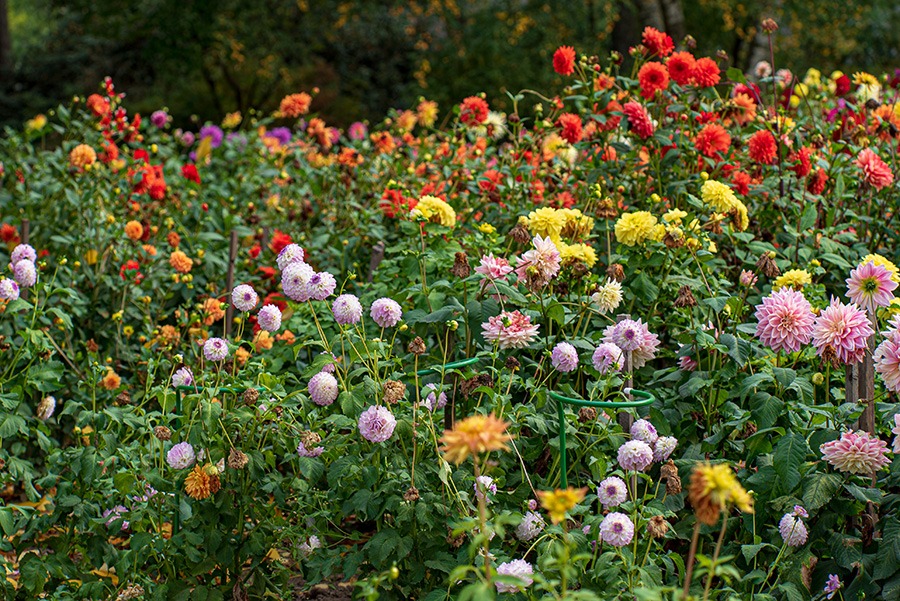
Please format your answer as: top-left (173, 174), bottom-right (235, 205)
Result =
top-left (546, 301), bottom-right (565, 327)
top-left (113, 472), bottom-right (137, 495)
top-left (726, 67), bottom-right (747, 84)
top-left (799, 202), bottom-right (818, 231)
top-left (631, 272), bottom-right (659, 303)
top-left (773, 433), bottom-right (808, 493)
top-left (801, 472), bottom-right (843, 511)
top-left (844, 483), bottom-right (884, 504)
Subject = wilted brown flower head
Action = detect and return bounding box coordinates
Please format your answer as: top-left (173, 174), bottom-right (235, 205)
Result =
top-left (461, 373), bottom-right (493, 398)
top-left (242, 388), bottom-right (260, 406)
top-left (403, 486), bottom-right (420, 502)
top-left (508, 222), bottom-right (531, 244)
top-left (756, 252), bottom-right (781, 278)
top-left (408, 336), bottom-right (426, 356)
top-left (578, 407), bottom-right (597, 423)
top-left (674, 285), bottom-right (697, 308)
top-left (154, 426), bottom-right (172, 441)
top-left (761, 18), bottom-right (778, 32)
top-left (383, 380), bottom-right (407, 404)
top-left (451, 251), bottom-right (471, 278)
top-left (505, 356), bottom-right (521, 370)
top-left (647, 515), bottom-right (670, 539)
top-left (228, 447), bottom-right (249, 470)
top-left (607, 263), bottom-right (625, 282)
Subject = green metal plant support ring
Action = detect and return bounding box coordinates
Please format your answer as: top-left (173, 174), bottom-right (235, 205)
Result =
top-left (548, 388), bottom-right (655, 488)
top-left (415, 357), bottom-right (479, 376)
top-left (171, 385), bottom-right (265, 535)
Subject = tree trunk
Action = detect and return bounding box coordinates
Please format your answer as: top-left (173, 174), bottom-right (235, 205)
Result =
top-left (0, 0), bottom-right (12, 73)
top-left (659, 0), bottom-right (685, 43)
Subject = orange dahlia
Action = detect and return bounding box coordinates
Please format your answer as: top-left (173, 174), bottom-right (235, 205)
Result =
top-left (69, 144), bottom-right (97, 169)
top-left (440, 413), bottom-right (512, 465)
top-left (279, 93), bottom-right (312, 118)
top-left (169, 250), bottom-right (193, 274)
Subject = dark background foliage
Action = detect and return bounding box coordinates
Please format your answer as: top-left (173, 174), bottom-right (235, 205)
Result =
top-left (1, 0), bottom-right (899, 128)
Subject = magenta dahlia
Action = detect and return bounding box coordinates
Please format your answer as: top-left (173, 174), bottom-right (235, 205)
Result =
top-left (846, 261), bottom-right (897, 313)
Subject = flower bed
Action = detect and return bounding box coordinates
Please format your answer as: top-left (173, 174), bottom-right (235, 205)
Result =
top-left (0, 24), bottom-right (899, 601)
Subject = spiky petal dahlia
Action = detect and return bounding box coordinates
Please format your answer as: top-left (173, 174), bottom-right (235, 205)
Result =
top-left (856, 148), bottom-right (894, 191)
top-left (482, 310), bottom-right (540, 349)
top-left (819, 430), bottom-right (891, 475)
top-left (515, 235), bottom-right (561, 290)
top-left (622, 102), bottom-right (654, 139)
top-left (875, 331), bottom-right (900, 392)
top-left (754, 288), bottom-right (815, 353)
top-left (812, 298), bottom-right (873, 365)
top-left (846, 261), bottom-right (897, 313)
top-left (440, 413), bottom-right (512, 465)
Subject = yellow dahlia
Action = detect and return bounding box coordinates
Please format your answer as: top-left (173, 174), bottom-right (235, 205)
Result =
top-left (559, 208), bottom-right (594, 239)
top-left (861, 254), bottom-right (899, 283)
top-left (559, 242), bottom-right (597, 268)
top-left (527, 207), bottom-right (566, 241)
top-left (773, 269), bottom-right (812, 290)
top-left (615, 211), bottom-right (659, 246)
top-left (537, 487), bottom-right (587, 525)
top-left (663, 208), bottom-right (687, 224)
top-left (411, 195), bottom-right (456, 227)
top-left (700, 180), bottom-right (738, 213)
top-left (688, 462), bottom-right (753, 525)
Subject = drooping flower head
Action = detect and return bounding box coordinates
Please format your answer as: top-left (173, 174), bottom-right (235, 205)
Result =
top-left (551, 342), bottom-right (579, 372)
top-left (630, 419), bottom-right (658, 445)
top-left (846, 261), bottom-right (897, 313)
top-left (370, 297), bottom-right (403, 328)
top-left (495, 559), bottom-right (534, 594)
top-left (332, 294), bottom-right (363, 325)
top-left (358, 405), bottom-right (397, 443)
top-left (824, 575), bottom-right (842, 600)
top-left (257, 304), bottom-right (282, 332)
top-left (596, 476), bottom-right (628, 509)
top-left (856, 148), bottom-right (894, 190)
top-left (754, 288), bottom-right (815, 353)
top-left (819, 430), bottom-right (891, 475)
top-left (515, 235), bottom-right (561, 290)
top-left (778, 513), bottom-right (809, 547)
top-left (482, 310), bottom-right (540, 349)
top-left (618, 440), bottom-right (654, 471)
top-left (812, 298), bottom-right (873, 366)
top-left (599, 512), bottom-right (635, 547)
top-left (276, 244), bottom-right (305, 271)
top-left (592, 343), bottom-right (624, 374)
top-left (308, 371), bottom-right (339, 406)
top-left (171, 366), bottom-right (194, 388)
top-left (231, 284), bottom-right (258, 312)
top-left (440, 413), bottom-right (512, 464)
top-left (687, 462), bottom-right (754, 525)
top-left (203, 337), bottom-right (229, 362)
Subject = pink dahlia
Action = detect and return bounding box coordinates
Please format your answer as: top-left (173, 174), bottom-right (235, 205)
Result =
top-left (819, 430), bottom-right (891, 475)
top-left (602, 318), bottom-right (659, 368)
top-left (892, 414), bottom-right (900, 453)
top-left (846, 261), bottom-right (897, 313)
top-left (875, 331), bottom-right (900, 392)
top-left (515, 235), bottom-right (561, 291)
top-left (754, 288), bottom-right (815, 353)
top-left (622, 102), bottom-right (654, 139)
top-left (482, 310), bottom-right (539, 349)
top-left (855, 148), bottom-right (894, 191)
top-left (474, 253), bottom-right (513, 286)
top-left (811, 298), bottom-right (873, 365)
top-left (551, 342), bottom-right (579, 372)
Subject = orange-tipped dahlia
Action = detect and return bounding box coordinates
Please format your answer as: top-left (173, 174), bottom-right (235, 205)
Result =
top-left (440, 413), bottom-right (512, 465)
top-left (184, 465), bottom-right (212, 500)
top-left (537, 487), bottom-right (587, 524)
top-left (687, 462), bottom-right (753, 525)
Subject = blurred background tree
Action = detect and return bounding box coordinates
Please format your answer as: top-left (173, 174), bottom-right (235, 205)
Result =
top-left (0, 0), bottom-right (898, 129)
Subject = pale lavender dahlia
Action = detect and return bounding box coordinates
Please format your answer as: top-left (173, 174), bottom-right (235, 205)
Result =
top-left (13, 259), bottom-right (36, 287)
top-left (875, 331), bottom-right (900, 392)
top-left (630, 419), bottom-right (658, 445)
top-left (370, 298), bottom-right (402, 328)
top-left (592, 343), bottom-right (623, 374)
top-left (0, 278), bottom-right (19, 301)
top-left (166, 442), bottom-right (196, 469)
top-left (304, 271), bottom-right (336, 301)
top-left (812, 299), bottom-right (873, 365)
top-left (754, 288), bottom-right (815, 353)
top-left (602, 318), bottom-right (659, 368)
top-left (778, 513), bottom-right (808, 547)
top-left (423, 383), bottom-right (447, 411)
top-left (596, 476), bottom-right (628, 509)
top-left (515, 511), bottom-right (545, 541)
top-left (276, 244), bottom-right (305, 271)
top-left (652, 436), bottom-right (678, 462)
top-left (617, 440), bottom-right (654, 471)
top-left (102, 506), bottom-right (130, 531)
top-left (599, 512), bottom-right (634, 547)
top-left (308, 371), bottom-right (339, 406)
top-left (281, 261), bottom-right (315, 302)
top-left (171, 366), bottom-right (194, 388)
top-left (551, 342), bottom-right (579, 372)
top-left (482, 310), bottom-right (540, 349)
top-left (203, 337), bottom-right (229, 362)
top-left (297, 440), bottom-right (324, 458)
top-left (358, 405), bottom-right (397, 443)
top-left (820, 430), bottom-right (891, 475)
top-left (792, 505), bottom-right (809, 519)
top-left (257, 304), bottom-right (282, 332)
top-left (494, 559), bottom-right (534, 593)
top-left (319, 352), bottom-right (337, 373)
top-left (846, 261), bottom-right (897, 313)
top-left (474, 475), bottom-right (497, 503)
top-left (10, 244), bottom-right (36, 265)
top-left (231, 284), bottom-right (258, 312)
top-left (332, 294), bottom-right (363, 325)
top-left (298, 535), bottom-right (321, 557)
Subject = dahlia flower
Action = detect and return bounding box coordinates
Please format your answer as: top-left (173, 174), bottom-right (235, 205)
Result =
top-left (276, 244), bottom-right (305, 271)
top-left (812, 299), bottom-right (873, 365)
top-left (13, 259), bottom-right (36, 287)
top-left (515, 235), bottom-right (561, 290)
top-left (304, 272), bottom-right (336, 301)
top-left (847, 261), bottom-right (897, 313)
top-left (257, 304), bottom-right (282, 332)
top-left (10, 244), bottom-right (36, 264)
top-left (411, 195), bottom-right (456, 226)
top-left (358, 405), bottom-right (397, 443)
top-left (819, 430), bottom-right (891, 475)
top-left (778, 513), bottom-right (808, 547)
top-left (893, 414), bottom-right (900, 454)
top-left (166, 442), bottom-right (196, 469)
top-left (754, 288), bottom-right (815, 353)
top-left (602, 318), bottom-right (660, 368)
top-left (203, 337), bottom-right (229, 362)
top-left (423, 383), bottom-right (447, 411)
top-left (231, 284), bottom-right (258, 312)
top-left (592, 278), bottom-right (623, 314)
top-left (0, 278), bottom-right (19, 301)
top-left (599, 512), bottom-right (634, 547)
top-left (482, 310), bottom-right (540, 349)
top-left (824, 575), bottom-right (842, 600)
top-left (630, 419), bottom-right (658, 444)
top-left (370, 298), bottom-right (402, 328)
top-left (617, 440), bottom-right (654, 471)
top-left (102, 506), bottom-right (130, 531)
top-left (592, 343), bottom-right (624, 374)
top-left (856, 148), bottom-right (894, 190)
top-left (515, 511), bottom-right (545, 541)
top-left (495, 559), bottom-right (534, 593)
top-left (171, 366), bottom-right (194, 388)
top-left (621, 102), bottom-right (654, 139)
top-left (875, 335), bottom-right (900, 394)
top-left (281, 261), bottom-right (315, 302)
top-left (474, 475), bottom-right (497, 503)
top-left (474, 254), bottom-right (513, 286)
top-left (615, 211), bottom-right (661, 246)
top-left (551, 342), bottom-right (579, 372)
top-left (299, 535), bottom-right (322, 557)
top-left (308, 372), bottom-right (339, 406)
top-left (653, 436), bottom-right (678, 462)
top-left (332, 294), bottom-right (363, 325)
top-left (596, 476), bottom-right (628, 509)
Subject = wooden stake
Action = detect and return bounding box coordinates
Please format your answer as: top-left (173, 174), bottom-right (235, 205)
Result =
top-left (20, 219), bottom-right (29, 245)
top-left (224, 231), bottom-right (238, 337)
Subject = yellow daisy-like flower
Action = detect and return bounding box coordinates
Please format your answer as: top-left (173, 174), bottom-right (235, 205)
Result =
top-left (26, 114), bottom-right (48, 132)
top-left (416, 99), bottom-right (439, 128)
top-left (700, 180), bottom-right (738, 213)
top-left (853, 71), bottom-right (878, 86)
top-left (411, 195), bottom-right (456, 227)
top-left (732, 199), bottom-right (749, 232)
top-left (861, 254), bottom-right (899, 283)
top-left (773, 269), bottom-right (812, 290)
top-left (440, 413), bottom-right (512, 465)
top-left (222, 111), bottom-right (242, 128)
top-left (559, 242), bottom-right (597, 268)
top-left (527, 207), bottom-right (566, 241)
top-left (614, 211), bottom-right (659, 246)
top-left (688, 462), bottom-right (753, 526)
top-left (537, 487), bottom-right (587, 525)
top-left (663, 208), bottom-right (687, 224)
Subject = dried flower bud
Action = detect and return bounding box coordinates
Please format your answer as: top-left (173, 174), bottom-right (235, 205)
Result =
top-left (228, 447), bottom-right (249, 470)
top-left (607, 263), bottom-right (625, 282)
top-left (86, 339), bottom-right (99, 353)
top-left (383, 380), bottom-right (406, 404)
top-left (447, 529), bottom-right (466, 548)
top-left (683, 35), bottom-right (697, 49)
top-left (865, 98), bottom-right (881, 111)
top-left (578, 407), bottom-right (597, 423)
top-left (740, 422), bottom-right (758, 439)
top-left (716, 49), bottom-right (729, 62)
top-left (403, 486), bottom-right (420, 502)
top-left (756, 252), bottom-right (781, 278)
top-left (115, 390), bottom-right (132, 406)
top-left (408, 336), bottom-right (426, 356)
top-left (461, 373), bottom-right (494, 398)
top-left (451, 251), bottom-right (471, 278)
top-left (647, 515), bottom-right (670, 539)
top-left (674, 285), bottom-right (697, 308)
top-left (300, 430), bottom-right (322, 449)
top-left (117, 584), bottom-right (146, 601)
top-left (508, 222), bottom-right (531, 245)
top-left (154, 425), bottom-right (172, 441)
top-left (505, 356), bottom-right (520, 370)
top-left (761, 18), bottom-right (778, 33)
top-left (596, 197), bottom-right (618, 219)
top-left (242, 388), bottom-right (260, 406)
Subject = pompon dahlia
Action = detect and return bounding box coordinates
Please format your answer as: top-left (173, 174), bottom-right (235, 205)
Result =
top-left (819, 430), bottom-right (891, 475)
top-left (551, 342), bottom-right (579, 372)
top-left (13, 260), bottom-right (36, 287)
top-left (873, 330), bottom-right (900, 392)
top-left (692, 57), bottom-right (720, 87)
top-left (304, 271), bottom-right (337, 301)
top-left (171, 366), bottom-right (194, 388)
top-left (748, 129), bottom-right (778, 164)
top-left (638, 62), bottom-right (669, 99)
top-left (0, 278), bottom-right (20, 301)
top-left (779, 513), bottom-right (809, 547)
top-left (231, 284), bottom-right (258, 312)
top-left (847, 261), bottom-right (897, 313)
top-left (257, 304), bottom-right (282, 332)
top-left (856, 148), bottom-right (894, 191)
top-left (630, 419), bottom-right (658, 444)
top-left (332, 294), bottom-right (363, 325)
top-left (358, 405), bottom-right (397, 443)
top-left (602, 318), bottom-right (659, 368)
top-left (308, 371), bottom-right (339, 406)
top-left (667, 51), bottom-right (696, 86)
top-left (617, 440), bottom-right (654, 471)
top-left (812, 299), bottom-right (873, 366)
top-left (622, 102), bottom-right (654, 139)
top-left (482, 310), bottom-right (540, 349)
top-left (700, 179), bottom-right (738, 212)
top-left (599, 512), bottom-right (634, 547)
top-left (370, 297), bottom-right (403, 328)
top-left (615, 211), bottom-right (662, 246)
top-left (203, 337), bottom-right (229, 361)
top-left (276, 243), bottom-right (305, 271)
top-left (10, 244), bottom-right (36, 264)
top-left (281, 261), bottom-right (315, 301)
top-left (495, 559), bottom-right (534, 593)
top-left (592, 343), bottom-right (624, 374)
top-left (597, 476), bottom-right (628, 509)
top-left (653, 436), bottom-right (678, 462)
top-left (754, 288), bottom-right (815, 353)
top-left (695, 123), bottom-right (731, 157)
